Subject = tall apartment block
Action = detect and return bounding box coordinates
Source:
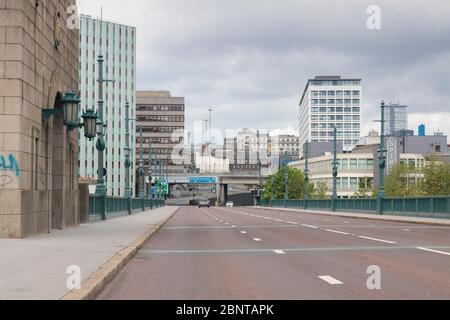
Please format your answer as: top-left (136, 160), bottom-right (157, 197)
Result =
top-left (299, 76), bottom-right (362, 156)
top-left (384, 103), bottom-right (408, 136)
top-left (78, 15), bottom-right (137, 197)
top-left (136, 91), bottom-right (185, 175)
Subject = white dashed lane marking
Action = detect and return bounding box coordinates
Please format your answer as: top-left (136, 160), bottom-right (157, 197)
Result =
top-left (240, 231), bottom-right (247, 234)
top-left (325, 229), bottom-right (351, 236)
top-left (253, 238), bottom-right (262, 242)
top-left (273, 250), bottom-right (286, 255)
top-left (358, 236), bottom-right (397, 244)
top-left (302, 224), bottom-right (319, 229)
top-left (417, 247), bottom-right (450, 256)
top-left (319, 276), bottom-right (343, 285)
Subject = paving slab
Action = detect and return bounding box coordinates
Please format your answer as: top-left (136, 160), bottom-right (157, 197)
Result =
top-left (0, 206), bottom-right (178, 300)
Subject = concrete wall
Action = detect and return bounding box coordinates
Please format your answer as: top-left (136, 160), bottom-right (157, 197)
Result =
top-left (0, 0), bottom-right (79, 238)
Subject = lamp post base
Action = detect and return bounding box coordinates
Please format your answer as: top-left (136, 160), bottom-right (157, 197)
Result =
top-left (95, 184), bottom-right (107, 220)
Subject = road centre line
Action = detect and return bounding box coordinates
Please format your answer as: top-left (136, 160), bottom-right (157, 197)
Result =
top-left (358, 236), bottom-right (397, 244)
top-left (302, 224), bottom-right (319, 229)
top-left (417, 247), bottom-right (450, 256)
top-left (318, 276), bottom-right (343, 285)
top-left (325, 229), bottom-right (351, 236)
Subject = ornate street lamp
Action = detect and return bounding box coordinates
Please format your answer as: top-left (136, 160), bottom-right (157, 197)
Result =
top-left (332, 127), bottom-right (339, 211)
top-left (42, 91), bottom-right (98, 139)
top-left (376, 101), bottom-right (387, 214)
top-left (81, 108), bottom-right (98, 140)
top-left (304, 140), bottom-right (310, 209)
top-left (284, 164), bottom-right (289, 208)
top-left (60, 91), bottom-right (80, 129)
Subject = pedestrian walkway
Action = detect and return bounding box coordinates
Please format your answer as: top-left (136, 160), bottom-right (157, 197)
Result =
top-left (256, 207), bottom-right (450, 226)
top-left (0, 207), bottom-right (178, 300)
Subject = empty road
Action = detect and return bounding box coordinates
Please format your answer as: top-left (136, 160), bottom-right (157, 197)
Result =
top-left (98, 206), bottom-right (450, 300)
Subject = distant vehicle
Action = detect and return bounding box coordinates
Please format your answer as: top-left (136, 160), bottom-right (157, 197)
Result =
top-left (226, 201), bottom-right (234, 208)
top-left (189, 199), bottom-right (199, 206)
top-left (198, 199), bottom-right (211, 208)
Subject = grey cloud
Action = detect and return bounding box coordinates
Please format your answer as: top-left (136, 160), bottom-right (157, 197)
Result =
top-left (78, 0), bottom-right (450, 136)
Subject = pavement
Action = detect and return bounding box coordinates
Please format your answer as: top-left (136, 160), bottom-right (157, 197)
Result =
top-left (98, 206), bottom-right (450, 300)
top-left (256, 206), bottom-right (450, 226)
top-left (0, 206), bottom-right (178, 300)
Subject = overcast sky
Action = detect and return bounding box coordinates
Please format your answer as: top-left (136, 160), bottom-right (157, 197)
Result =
top-left (77, 0), bottom-right (450, 138)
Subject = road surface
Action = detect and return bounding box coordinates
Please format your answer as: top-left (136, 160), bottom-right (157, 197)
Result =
top-left (98, 206), bottom-right (450, 300)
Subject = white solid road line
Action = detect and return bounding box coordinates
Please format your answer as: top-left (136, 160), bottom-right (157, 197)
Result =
top-left (318, 276), bottom-right (343, 285)
top-left (325, 229), bottom-right (351, 236)
top-left (358, 236), bottom-right (397, 244)
top-left (417, 247), bottom-right (450, 256)
top-left (302, 224), bottom-right (319, 229)
top-left (253, 238), bottom-right (262, 242)
top-left (274, 250), bottom-right (286, 255)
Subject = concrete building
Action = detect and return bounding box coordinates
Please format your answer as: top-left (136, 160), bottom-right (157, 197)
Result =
top-left (289, 153), bottom-right (426, 198)
top-left (136, 91), bottom-right (185, 175)
top-left (0, 0), bottom-right (79, 238)
top-left (225, 129), bottom-right (270, 175)
top-left (78, 15), bottom-right (136, 197)
top-left (299, 76), bottom-right (362, 156)
top-left (385, 103), bottom-right (408, 136)
top-left (270, 135), bottom-right (300, 157)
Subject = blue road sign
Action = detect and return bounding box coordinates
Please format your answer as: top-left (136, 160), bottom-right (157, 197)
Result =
top-left (189, 176), bottom-right (217, 184)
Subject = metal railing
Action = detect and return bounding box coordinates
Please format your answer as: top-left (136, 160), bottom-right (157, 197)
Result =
top-left (261, 196), bottom-right (450, 219)
top-left (89, 195), bottom-right (165, 219)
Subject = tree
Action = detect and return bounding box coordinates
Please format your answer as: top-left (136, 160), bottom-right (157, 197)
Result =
top-left (354, 177), bottom-right (376, 198)
top-left (421, 160), bottom-right (450, 196)
top-left (385, 160), bottom-right (450, 197)
top-left (312, 182), bottom-right (329, 199)
top-left (263, 167), bottom-right (305, 200)
top-left (385, 164), bottom-right (423, 197)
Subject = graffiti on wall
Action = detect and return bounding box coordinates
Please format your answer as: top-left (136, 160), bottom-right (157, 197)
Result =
top-left (0, 154), bottom-right (20, 187)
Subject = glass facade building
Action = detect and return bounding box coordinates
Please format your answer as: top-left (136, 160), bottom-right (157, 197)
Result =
top-left (385, 103), bottom-right (408, 136)
top-left (299, 76), bottom-right (362, 155)
top-left (78, 15), bottom-right (137, 197)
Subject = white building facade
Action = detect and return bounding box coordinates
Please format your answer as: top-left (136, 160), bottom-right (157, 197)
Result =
top-left (299, 76), bottom-right (362, 156)
top-left (78, 15), bottom-right (137, 197)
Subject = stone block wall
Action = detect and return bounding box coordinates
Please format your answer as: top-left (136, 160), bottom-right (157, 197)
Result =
top-left (0, 0), bottom-right (79, 238)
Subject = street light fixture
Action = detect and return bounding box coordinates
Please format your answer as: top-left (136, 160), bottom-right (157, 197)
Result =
top-left (42, 91), bottom-right (99, 139)
top-left (81, 108), bottom-right (98, 140)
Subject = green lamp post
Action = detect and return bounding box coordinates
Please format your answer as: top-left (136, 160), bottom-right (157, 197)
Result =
top-left (284, 162), bottom-right (289, 208)
top-left (304, 140), bottom-right (310, 209)
top-left (124, 101), bottom-right (132, 215)
top-left (332, 127), bottom-right (339, 211)
top-left (94, 39), bottom-right (115, 220)
top-left (377, 101), bottom-right (387, 214)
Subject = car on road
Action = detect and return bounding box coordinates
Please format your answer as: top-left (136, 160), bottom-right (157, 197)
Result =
top-left (198, 199), bottom-right (211, 208)
top-left (189, 199), bottom-right (199, 206)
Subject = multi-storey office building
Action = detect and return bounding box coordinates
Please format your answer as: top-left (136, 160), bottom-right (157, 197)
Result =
top-left (270, 135), bottom-right (300, 157)
top-left (385, 103), bottom-right (408, 136)
top-left (299, 76), bottom-right (362, 156)
top-left (136, 91), bottom-right (185, 175)
top-left (289, 153), bottom-right (426, 198)
top-left (78, 15), bottom-right (136, 197)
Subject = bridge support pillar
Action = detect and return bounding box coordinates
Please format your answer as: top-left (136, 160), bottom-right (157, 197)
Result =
top-left (218, 184), bottom-right (228, 205)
